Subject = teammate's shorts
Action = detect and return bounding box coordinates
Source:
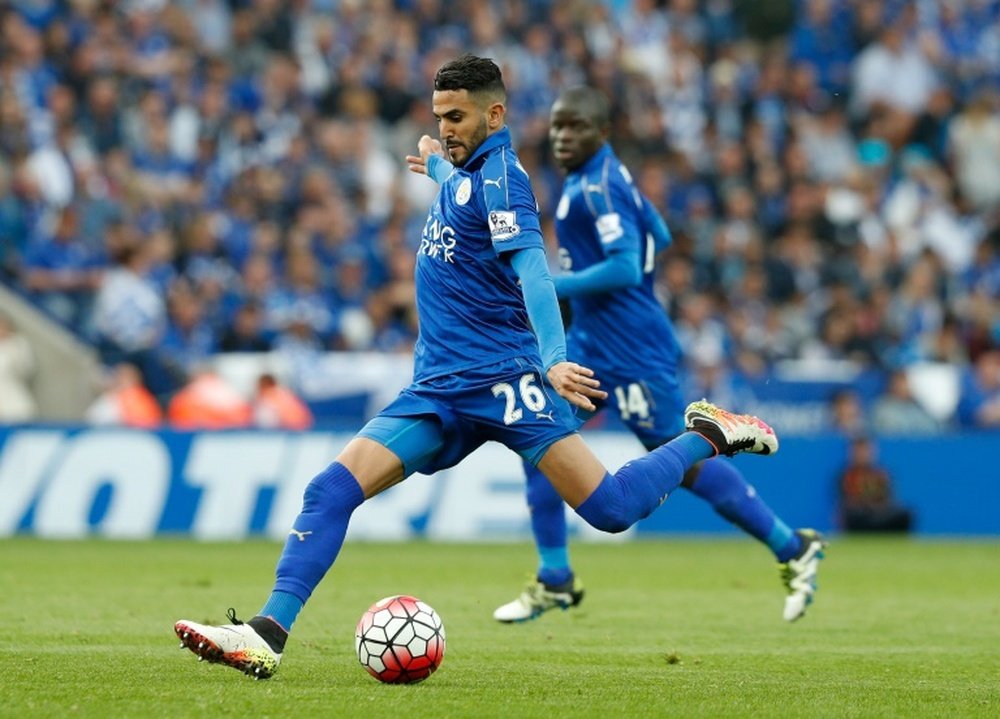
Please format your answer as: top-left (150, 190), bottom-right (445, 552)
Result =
top-left (359, 356), bottom-right (582, 476)
top-left (580, 365), bottom-right (686, 450)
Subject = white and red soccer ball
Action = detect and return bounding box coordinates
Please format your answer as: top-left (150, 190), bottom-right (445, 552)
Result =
top-left (355, 595), bottom-right (446, 684)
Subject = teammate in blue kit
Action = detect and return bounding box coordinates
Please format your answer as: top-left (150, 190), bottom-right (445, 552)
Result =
top-left (488, 87), bottom-right (826, 625)
top-left (173, 56), bottom-right (778, 679)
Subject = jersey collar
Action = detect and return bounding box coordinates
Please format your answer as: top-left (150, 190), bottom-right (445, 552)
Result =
top-left (464, 126), bottom-right (512, 169)
top-left (573, 142), bottom-right (613, 176)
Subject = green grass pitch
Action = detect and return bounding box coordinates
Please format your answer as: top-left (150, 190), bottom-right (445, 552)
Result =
top-left (1, 537), bottom-right (998, 718)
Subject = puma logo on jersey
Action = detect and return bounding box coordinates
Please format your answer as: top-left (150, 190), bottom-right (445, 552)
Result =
top-left (484, 176), bottom-right (503, 189)
top-left (289, 529), bottom-right (313, 542)
top-left (536, 410), bottom-right (555, 422)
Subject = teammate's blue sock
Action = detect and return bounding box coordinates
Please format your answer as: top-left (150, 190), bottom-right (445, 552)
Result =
top-left (524, 460), bottom-right (572, 586)
top-left (268, 462), bottom-right (365, 630)
top-left (575, 433), bottom-right (715, 533)
top-left (686, 458), bottom-right (800, 562)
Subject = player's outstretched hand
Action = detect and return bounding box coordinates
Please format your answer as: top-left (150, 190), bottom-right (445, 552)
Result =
top-left (406, 135), bottom-right (445, 176)
top-left (547, 361), bottom-right (607, 412)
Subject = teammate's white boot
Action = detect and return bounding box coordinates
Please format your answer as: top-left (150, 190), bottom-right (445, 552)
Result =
top-left (494, 577), bottom-right (584, 623)
top-left (780, 529), bottom-right (827, 622)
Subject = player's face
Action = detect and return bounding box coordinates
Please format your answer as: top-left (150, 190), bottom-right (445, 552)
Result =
top-left (433, 89), bottom-right (490, 167)
top-left (549, 101), bottom-right (605, 171)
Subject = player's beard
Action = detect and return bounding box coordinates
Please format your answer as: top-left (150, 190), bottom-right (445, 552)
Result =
top-left (448, 116), bottom-right (489, 167)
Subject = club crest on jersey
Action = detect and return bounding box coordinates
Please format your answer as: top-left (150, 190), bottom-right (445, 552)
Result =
top-left (488, 211), bottom-right (520, 241)
top-left (455, 177), bottom-right (472, 205)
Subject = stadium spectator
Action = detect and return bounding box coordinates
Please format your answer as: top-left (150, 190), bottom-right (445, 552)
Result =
top-left (218, 300), bottom-right (272, 353)
top-left (252, 372), bottom-right (313, 431)
top-left (828, 388), bottom-right (869, 436)
top-left (166, 365), bottom-right (251, 430)
top-left (850, 10), bottom-right (939, 144)
top-left (837, 436), bottom-right (914, 533)
top-left (91, 227), bottom-right (172, 395)
top-left (955, 349), bottom-right (1000, 428)
top-left (159, 279), bottom-right (218, 381)
top-left (788, 0), bottom-right (855, 96)
top-left (85, 362), bottom-right (163, 428)
top-left (19, 204), bottom-right (104, 329)
top-left (946, 87), bottom-right (1000, 213)
top-left (871, 369), bottom-right (946, 436)
top-left (0, 311), bottom-right (38, 422)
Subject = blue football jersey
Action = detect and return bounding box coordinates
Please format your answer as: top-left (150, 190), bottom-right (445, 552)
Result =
top-left (413, 127), bottom-right (546, 382)
top-left (555, 143), bottom-right (681, 375)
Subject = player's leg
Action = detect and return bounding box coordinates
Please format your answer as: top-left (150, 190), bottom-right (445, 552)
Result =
top-left (494, 371), bottom-right (697, 621)
top-left (624, 377), bottom-right (807, 568)
top-left (175, 407), bottom-right (449, 678)
top-left (492, 458), bottom-right (584, 622)
top-left (682, 459), bottom-right (799, 560)
top-left (257, 434), bottom-right (414, 630)
top-left (538, 400), bottom-right (778, 532)
top-left (499, 383), bottom-right (603, 622)
top-left (680, 459), bottom-right (826, 620)
top-left (524, 459), bottom-right (572, 587)
top-left (628, 374), bottom-right (825, 621)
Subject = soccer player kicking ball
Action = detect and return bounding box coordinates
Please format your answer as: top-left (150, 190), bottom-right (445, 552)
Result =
top-left (174, 56), bottom-right (778, 680)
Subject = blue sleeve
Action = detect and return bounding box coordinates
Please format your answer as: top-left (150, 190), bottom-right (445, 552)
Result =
top-left (509, 246), bottom-right (566, 371)
top-left (553, 249), bottom-right (641, 298)
top-left (640, 194), bottom-right (672, 252)
top-left (426, 154), bottom-right (453, 184)
top-left (482, 148), bottom-right (543, 253)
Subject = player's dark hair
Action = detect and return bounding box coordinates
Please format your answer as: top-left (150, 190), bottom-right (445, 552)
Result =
top-left (434, 54), bottom-right (506, 102)
top-left (558, 86), bottom-right (611, 128)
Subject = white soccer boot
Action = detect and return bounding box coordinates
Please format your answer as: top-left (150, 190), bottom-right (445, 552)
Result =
top-left (684, 400), bottom-right (779, 456)
top-left (175, 609), bottom-right (282, 679)
top-left (493, 577), bottom-right (584, 623)
top-left (780, 529), bottom-right (828, 622)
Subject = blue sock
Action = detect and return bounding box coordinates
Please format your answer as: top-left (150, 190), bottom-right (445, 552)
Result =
top-left (671, 432), bottom-right (717, 466)
top-left (524, 460), bottom-right (572, 586)
top-left (268, 461), bottom-right (365, 631)
top-left (258, 591), bottom-right (302, 632)
top-left (575, 433), bottom-right (713, 533)
top-left (686, 458), bottom-right (801, 562)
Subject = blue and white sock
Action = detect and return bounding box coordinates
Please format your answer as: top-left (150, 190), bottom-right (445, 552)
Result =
top-left (686, 458), bottom-right (801, 562)
top-left (260, 461), bottom-right (365, 632)
top-left (575, 433), bottom-right (715, 533)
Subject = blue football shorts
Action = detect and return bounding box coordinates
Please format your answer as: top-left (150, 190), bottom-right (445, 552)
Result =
top-left (358, 356), bottom-right (582, 476)
top-left (579, 364), bottom-right (686, 451)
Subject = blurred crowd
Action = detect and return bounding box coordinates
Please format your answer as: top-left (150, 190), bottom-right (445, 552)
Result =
top-left (0, 0), bottom-right (999, 430)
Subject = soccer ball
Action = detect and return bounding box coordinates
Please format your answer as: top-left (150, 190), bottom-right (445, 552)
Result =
top-left (355, 595), bottom-right (446, 684)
